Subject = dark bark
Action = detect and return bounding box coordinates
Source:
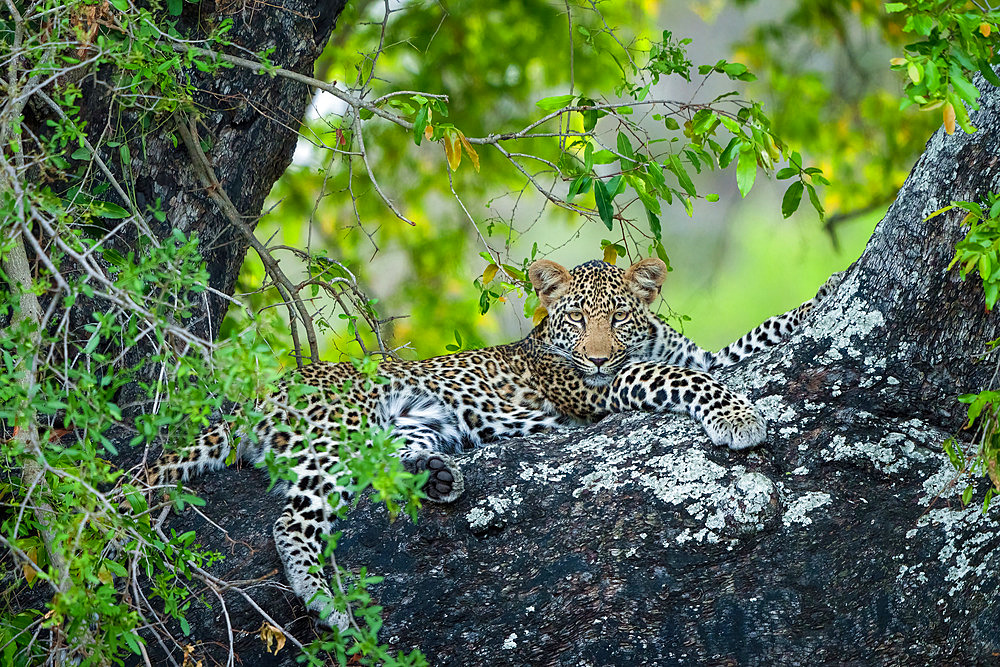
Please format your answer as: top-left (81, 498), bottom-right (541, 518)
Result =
top-left (135, 82), bottom-right (1000, 666)
top-left (23, 0), bottom-right (347, 414)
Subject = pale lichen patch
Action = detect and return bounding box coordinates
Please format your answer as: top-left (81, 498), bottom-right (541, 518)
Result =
top-left (805, 293), bottom-right (886, 353)
top-left (755, 394), bottom-right (797, 424)
top-left (564, 429), bottom-right (779, 542)
top-left (912, 504), bottom-right (1000, 597)
top-left (517, 460), bottom-right (577, 484)
top-left (821, 429), bottom-right (935, 475)
top-left (467, 484), bottom-right (524, 531)
top-left (783, 492), bottom-right (832, 527)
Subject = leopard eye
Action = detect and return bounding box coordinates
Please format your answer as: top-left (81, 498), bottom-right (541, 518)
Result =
top-left (567, 310), bottom-right (585, 324)
top-left (612, 310), bottom-right (631, 324)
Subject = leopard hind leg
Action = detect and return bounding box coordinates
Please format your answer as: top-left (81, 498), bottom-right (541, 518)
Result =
top-left (273, 437), bottom-right (353, 630)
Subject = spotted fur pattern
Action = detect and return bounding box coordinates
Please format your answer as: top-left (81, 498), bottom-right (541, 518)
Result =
top-left (148, 258), bottom-right (841, 629)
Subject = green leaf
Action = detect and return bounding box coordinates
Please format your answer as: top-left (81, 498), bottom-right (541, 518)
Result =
top-left (647, 209), bottom-right (661, 240)
top-left (690, 109), bottom-right (716, 135)
top-left (594, 181), bottom-right (614, 230)
top-left (123, 631), bottom-right (143, 655)
top-left (923, 204), bottom-right (955, 222)
top-left (718, 138), bottom-right (740, 169)
top-left (535, 94), bottom-right (575, 111)
top-left (667, 154), bottom-right (696, 197)
top-left (91, 201), bottom-right (130, 219)
top-left (167, 0), bottom-right (182, 15)
top-left (567, 175), bottom-right (592, 200)
top-left (591, 150), bottom-right (618, 165)
top-left (943, 438), bottom-right (962, 470)
top-left (950, 65), bottom-right (981, 107)
top-left (578, 97), bottom-right (600, 132)
top-left (805, 182), bottom-right (825, 218)
top-left (962, 484), bottom-right (974, 506)
top-left (606, 174), bottom-right (624, 197)
top-left (109, 0), bottom-right (128, 9)
top-left (616, 131), bottom-right (635, 171)
top-left (781, 181), bottom-right (804, 218)
top-left (985, 280), bottom-right (998, 311)
top-left (736, 146), bottom-right (756, 198)
top-left (979, 59), bottom-right (1000, 88)
top-left (654, 241), bottom-right (672, 271)
top-left (884, 2), bottom-right (906, 12)
top-left (412, 106), bottom-right (428, 146)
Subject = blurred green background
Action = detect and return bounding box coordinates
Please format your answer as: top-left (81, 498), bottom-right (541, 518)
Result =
top-left (229, 0), bottom-right (936, 360)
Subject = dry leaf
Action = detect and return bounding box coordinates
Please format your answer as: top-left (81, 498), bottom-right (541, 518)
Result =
top-left (23, 546), bottom-right (38, 584)
top-left (181, 644), bottom-right (203, 667)
top-left (482, 263), bottom-right (499, 283)
top-left (258, 621), bottom-right (286, 655)
top-left (943, 103), bottom-right (956, 135)
top-left (459, 132), bottom-right (480, 172)
top-left (444, 131), bottom-right (462, 171)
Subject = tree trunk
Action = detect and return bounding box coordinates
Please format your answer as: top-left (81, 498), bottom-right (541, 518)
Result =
top-left (22, 0), bottom-right (347, 414)
top-left (134, 81), bottom-right (1000, 666)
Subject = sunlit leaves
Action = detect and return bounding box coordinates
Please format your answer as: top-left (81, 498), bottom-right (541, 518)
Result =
top-left (934, 192), bottom-right (1000, 312)
top-left (536, 94), bottom-right (575, 111)
top-left (887, 0), bottom-right (995, 134)
top-left (734, 146), bottom-right (756, 198)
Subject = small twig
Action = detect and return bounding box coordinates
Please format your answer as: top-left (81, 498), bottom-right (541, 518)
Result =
top-left (175, 116), bottom-right (319, 365)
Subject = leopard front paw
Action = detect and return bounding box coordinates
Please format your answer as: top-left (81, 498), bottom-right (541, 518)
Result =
top-left (407, 452), bottom-right (464, 503)
top-left (702, 401), bottom-right (767, 451)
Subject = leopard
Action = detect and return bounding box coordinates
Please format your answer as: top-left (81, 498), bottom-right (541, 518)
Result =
top-left (148, 257), bottom-right (843, 630)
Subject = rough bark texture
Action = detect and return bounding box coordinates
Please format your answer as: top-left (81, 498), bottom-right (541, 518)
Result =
top-left (23, 0), bottom-right (346, 413)
top-left (136, 81), bottom-right (1000, 666)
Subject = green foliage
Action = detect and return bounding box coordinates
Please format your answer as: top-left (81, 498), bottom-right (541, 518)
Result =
top-left (886, 0), bottom-right (997, 133)
top-left (925, 192), bottom-right (1000, 311)
top-left (5, 0), bottom-right (1000, 663)
top-left (264, 5), bottom-right (832, 359)
top-left (944, 384), bottom-right (1000, 512)
top-left (1, 2), bottom-right (428, 664)
top-left (0, 213), bottom-right (261, 664)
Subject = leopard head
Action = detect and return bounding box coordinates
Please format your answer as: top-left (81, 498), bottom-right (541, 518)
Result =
top-left (528, 257), bottom-right (667, 387)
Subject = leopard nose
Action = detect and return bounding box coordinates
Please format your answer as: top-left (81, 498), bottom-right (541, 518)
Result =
top-left (589, 356), bottom-right (608, 368)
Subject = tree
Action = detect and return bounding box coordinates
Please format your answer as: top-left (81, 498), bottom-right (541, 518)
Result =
top-left (118, 75), bottom-right (1000, 666)
top-left (3, 0), bottom-right (999, 665)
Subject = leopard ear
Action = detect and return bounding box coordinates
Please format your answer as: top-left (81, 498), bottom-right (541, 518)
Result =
top-left (528, 259), bottom-right (573, 308)
top-left (623, 258), bottom-right (667, 304)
